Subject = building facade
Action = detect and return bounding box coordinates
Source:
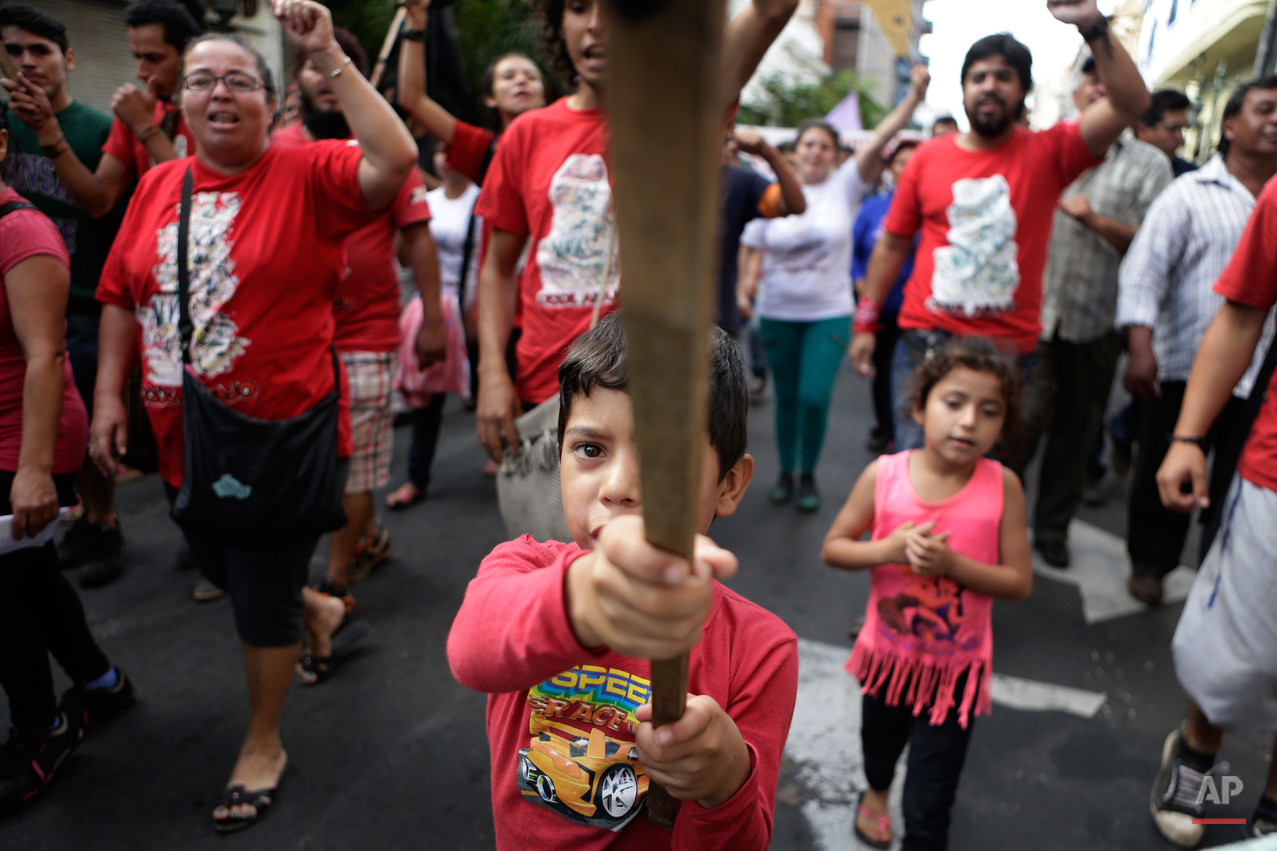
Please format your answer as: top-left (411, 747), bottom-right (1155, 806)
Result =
top-left (1136, 0), bottom-right (1273, 161)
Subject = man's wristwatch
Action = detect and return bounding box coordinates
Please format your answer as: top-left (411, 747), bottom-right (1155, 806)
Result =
top-left (402, 27), bottom-right (426, 42)
top-left (1170, 435), bottom-right (1209, 453)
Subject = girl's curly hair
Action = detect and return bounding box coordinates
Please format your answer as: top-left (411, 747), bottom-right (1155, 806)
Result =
top-left (907, 337), bottom-right (1024, 460)
top-left (533, 0), bottom-right (576, 81)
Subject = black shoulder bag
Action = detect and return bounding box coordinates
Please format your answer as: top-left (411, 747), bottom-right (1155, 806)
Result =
top-left (168, 168), bottom-right (347, 549)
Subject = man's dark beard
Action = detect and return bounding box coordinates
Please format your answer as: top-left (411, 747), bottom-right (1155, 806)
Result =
top-left (965, 97), bottom-right (1023, 138)
top-left (300, 87), bottom-right (351, 140)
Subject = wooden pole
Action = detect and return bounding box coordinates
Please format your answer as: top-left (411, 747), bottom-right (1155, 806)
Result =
top-left (604, 0), bottom-right (727, 830)
top-left (370, 6), bottom-right (407, 89)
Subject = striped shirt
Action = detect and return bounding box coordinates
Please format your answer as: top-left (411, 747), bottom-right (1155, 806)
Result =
top-left (1116, 155), bottom-right (1276, 397)
top-left (1041, 137), bottom-right (1173, 343)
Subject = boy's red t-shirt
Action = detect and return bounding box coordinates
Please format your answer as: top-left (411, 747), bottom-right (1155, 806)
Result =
top-left (446, 119), bottom-right (497, 185)
top-left (272, 124), bottom-right (433, 353)
top-left (448, 536), bottom-right (798, 850)
top-left (475, 99), bottom-right (619, 405)
top-left (883, 122), bottom-right (1101, 352)
top-left (1213, 176), bottom-right (1277, 493)
top-left (0, 188), bottom-right (87, 474)
top-left (96, 143), bottom-right (379, 488)
top-left (101, 100), bottom-right (197, 180)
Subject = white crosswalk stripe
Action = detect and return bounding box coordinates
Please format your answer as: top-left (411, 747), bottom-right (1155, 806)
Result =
top-left (785, 638), bottom-right (1108, 850)
top-left (1034, 520), bottom-right (1195, 624)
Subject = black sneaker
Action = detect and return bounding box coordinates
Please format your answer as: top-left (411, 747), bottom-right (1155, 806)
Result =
top-left (59, 667), bottom-right (137, 734)
top-left (1150, 727), bottom-right (1226, 848)
top-left (78, 522), bottom-right (125, 589)
top-left (57, 516), bottom-right (97, 570)
top-left (0, 712), bottom-right (83, 814)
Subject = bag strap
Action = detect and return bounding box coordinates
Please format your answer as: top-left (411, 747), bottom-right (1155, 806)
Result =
top-left (172, 166), bottom-right (339, 386)
top-left (455, 193), bottom-right (482, 313)
top-left (0, 200), bottom-right (38, 219)
top-left (176, 166), bottom-right (194, 366)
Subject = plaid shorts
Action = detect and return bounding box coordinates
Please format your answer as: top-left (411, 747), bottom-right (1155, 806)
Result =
top-left (343, 351), bottom-right (397, 494)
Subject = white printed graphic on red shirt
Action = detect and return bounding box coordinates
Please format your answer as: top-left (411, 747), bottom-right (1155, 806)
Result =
top-left (534, 154), bottom-right (620, 309)
top-left (518, 665), bottom-right (650, 831)
top-left (142, 191), bottom-right (250, 388)
top-left (929, 175), bottom-right (1020, 316)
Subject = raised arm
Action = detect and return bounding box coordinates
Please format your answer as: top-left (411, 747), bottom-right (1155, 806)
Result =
top-left (276, 0), bottom-right (417, 210)
top-left (1047, 0), bottom-right (1150, 158)
top-left (733, 130), bottom-right (804, 216)
top-left (396, 0), bottom-right (458, 145)
top-left (854, 65), bottom-right (928, 184)
top-left (721, 0), bottom-right (800, 114)
top-left (1, 75), bottom-right (134, 218)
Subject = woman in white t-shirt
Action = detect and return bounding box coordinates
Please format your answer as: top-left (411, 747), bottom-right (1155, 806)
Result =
top-left (387, 151), bottom-right (480, 508)
top-left (742, 67), bottom-right (928, 510)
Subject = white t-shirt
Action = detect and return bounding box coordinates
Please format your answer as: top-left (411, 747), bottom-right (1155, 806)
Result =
top-left (742, 158), bottom-right (867, 322)
top-left (427, 182), bottom-right (482, 300)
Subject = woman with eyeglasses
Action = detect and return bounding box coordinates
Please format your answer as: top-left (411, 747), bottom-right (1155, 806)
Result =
top-left (89, 0), bottom-right (417, 833)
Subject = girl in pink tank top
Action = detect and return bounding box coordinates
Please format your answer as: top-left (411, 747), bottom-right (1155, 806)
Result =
top-left (822, 338), bottom-right (1033, 850)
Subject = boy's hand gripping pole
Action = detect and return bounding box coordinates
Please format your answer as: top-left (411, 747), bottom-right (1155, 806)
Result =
top-left (604, 0), bottom-right (727, 830)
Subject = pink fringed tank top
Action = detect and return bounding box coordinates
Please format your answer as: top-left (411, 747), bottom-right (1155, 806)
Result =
top-left (845, 450), bottom-right (1003, 728)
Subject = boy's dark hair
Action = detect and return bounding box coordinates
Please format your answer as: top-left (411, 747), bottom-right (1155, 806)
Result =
top-left (533, 0), bottom-right (574, 80)
top-left (795, 118), bottom-right (842, 153)
top-left (125, 0), bottom-right (206, 51)
top-left (558, 312), bottom-right (749, 481)
top-left (1218, 76), bottom-right (1277, 158)
top-left (1137, 89), bottom-right (1191, 129)
top-left (183, 32), bottom-right (276, 99)
top-left (907, 337), bottom-right (1024, 459)
top-left (0, 4), bottom-right (68, 54)
top-left (931, 115), bottom-right (958, 132)
top-left (776, 140), bottom-right (795, 154)
top-left (961, 33), bottom-right (1033, 94)
top-left (294, 26), bottom-right (366, 79)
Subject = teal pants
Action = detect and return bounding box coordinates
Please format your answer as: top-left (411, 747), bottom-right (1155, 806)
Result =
top-left (760, 315), bottom-right (850, 475)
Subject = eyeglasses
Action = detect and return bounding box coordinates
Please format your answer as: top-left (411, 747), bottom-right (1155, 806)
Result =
top-left (182, 72), bottom-right (261, 93)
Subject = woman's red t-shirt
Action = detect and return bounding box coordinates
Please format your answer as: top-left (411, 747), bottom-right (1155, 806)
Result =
top-left (0, 187), bottom-right (88, 473)
top-left (96, 143), bottom-right (378, 488)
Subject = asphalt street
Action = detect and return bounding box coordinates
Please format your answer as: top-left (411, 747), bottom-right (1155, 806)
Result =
top-left (2, 357), bottom-right (1271, 851)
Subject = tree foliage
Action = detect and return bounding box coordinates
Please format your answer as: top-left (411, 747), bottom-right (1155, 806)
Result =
top-left (738, 69), bottom-right (885, 129)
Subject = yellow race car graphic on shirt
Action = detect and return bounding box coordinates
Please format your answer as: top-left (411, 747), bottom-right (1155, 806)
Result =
top-left (518, 666), bottom-right (652, 833)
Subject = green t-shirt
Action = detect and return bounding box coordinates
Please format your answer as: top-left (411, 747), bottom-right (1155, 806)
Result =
top-left (5, 101), bottom-right (127, 314)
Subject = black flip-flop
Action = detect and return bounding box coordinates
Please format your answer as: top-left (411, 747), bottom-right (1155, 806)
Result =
top-left (213, 784), bottom-right (277, 834)
top-left (297, 619), bottom-right (371, 685)
top-left (853, 790), bottom-right (893, 849)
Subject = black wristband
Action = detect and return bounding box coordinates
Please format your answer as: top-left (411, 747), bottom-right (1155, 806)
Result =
top-left (401, 27), bottom-right (426, 42)
top-left (1170, 435), bottom-right (1209, 453)
top-left (1079, 15), bottom-right (1109, 43)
